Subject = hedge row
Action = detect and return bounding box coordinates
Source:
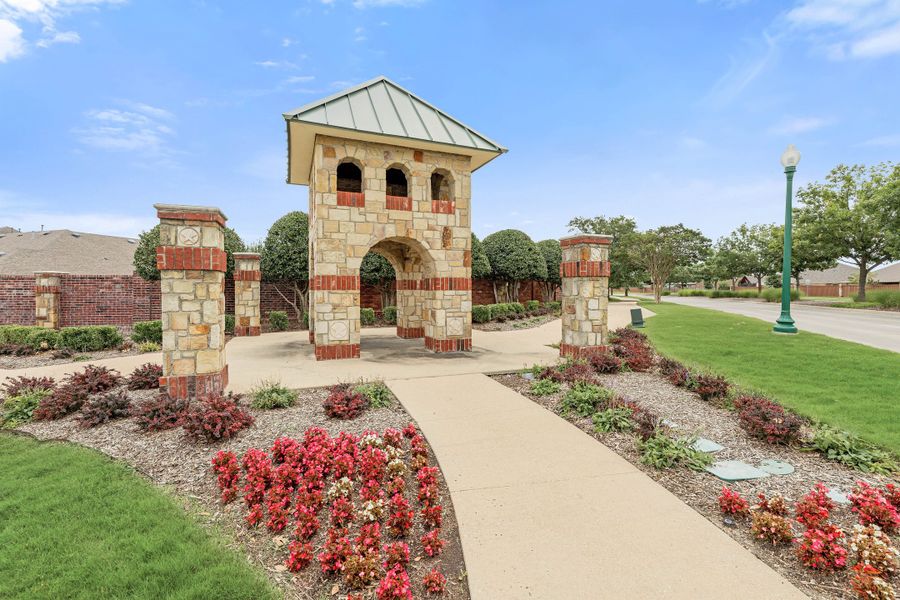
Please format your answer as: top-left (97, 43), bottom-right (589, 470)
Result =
top-left (472, 300), bottom-right (560, 323)
top-left (676, 288), bottom-right (800, 302)
top-left (0, 325), bottom-right (123, 352)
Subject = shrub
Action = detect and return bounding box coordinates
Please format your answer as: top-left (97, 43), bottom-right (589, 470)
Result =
top-left (667, 366), bottom-right (693, 388)
top-left (268, 310), bottom-right (289, 332)
top-left (0, 343), bottom-right (34, 356)
top-left (77, 390), bottom-right (131, 428)
top-left (850, 524), bottom-right (899, 579)
top-left (525, 300), bottom-right (540, 311)
top-left (383, 306), bottom-right (398, 325)
top-left (510, 302), bottom-right (526, 314)
top-left (810, 426), bottom-right (899, 475)
top-left (850, 564), bottom-right (895, 600)
top-left (588, 351), bottom-right (623, 374)
top-left (361, 307), bottom-right (376, 326)
top-left (850, 481), bottom-right (900, 533)
top-left (67, 364), bottom-right (122, 394)
top-left (181, 392), bottom-right (254, 442)
top-left (25, 328), bottom-right (60, 351)
top-left (750, 510), bottom-right (794, 545)
top-left (733, 396), bottom-right (803, 445)
top-left (613, 340), bottom-right (653, 372)
top-left (634, 409), bottom-right (665, 442)
top-left (472, 305), bottom-right (491, 323)
top-left (58, 325), bottom-right (122, 351)
top-left (0, 325), bottom-right (40, 345)
top-left (138, 341), bottom-right (161, 352)
top-left (423, 568), bottom-right (447, 594)
top-left (224, 314), bottom-right (235, 336)
top-left (592, 406), bottom-right (634, 433)
top-left (795, 524), bottom-right (848, 571)
top-left (869, 290), bottom-right (900, 309)
top-left (718, 486), bottom-right (749, 517)
top-left (131, 320), bottom-right (162, 344)
top-left (545, 300), bottom-right (561, 312)
top-left (250, 379), bottom-right (296, 409)
top-left (755, 492), bottom-right (789, 516)
top-left (355, 381), bottom-right (392, 409)
top-left (127, 363), bottom-right (162, 390)
top-left (761, 287), bottom-right (800, 302)
top-left (377, 565), bottom-right (413, 600)
top-left (530, 377), bottom-right (561, 396)
top-left (132, 393), bottom-right (189, 432)
top-left (657, 357), bottom-right (685, 377)
top-left (611, 327), bottom-right (648, 345)
top-left (3, 375), bottom-right (55, 398)
top-left (561, 381), bottom-right (613, 417)
top-left (1, 389), bottom-right (52, 428)
top-left (286, 540), bottom-right (314, 572)
top-left (33, 384), bottom-right (88, 420)
top-left (692, 374), bottom-right (730, 401)
top-left (795, 483), bottom-right (834, 529)
top-left (639, 434), bottom-right (712, 471)
top-left (324, 385), bottom-right (367, 419)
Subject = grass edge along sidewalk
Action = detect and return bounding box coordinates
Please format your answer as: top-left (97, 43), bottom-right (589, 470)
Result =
top-left (638, 301), bottom-right (900, 455)
top-left (0, 434), bottom-right (279, 600)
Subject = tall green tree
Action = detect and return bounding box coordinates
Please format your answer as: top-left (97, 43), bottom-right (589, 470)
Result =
top-left (795, 163), bottom-right (900, 300)
top-left (536, 239), bottom-right (562, 301)
top-left (629, 224), bottom-right (711, 303)
top-left (717, 223), bottom-right (777, 292)
top-left (260, 211), bottom-right (309, 322)
top-left (361, 252), bottom-right (396, 309)
top-left (133, 225), bottom-right (246, 280)
top-left (482, 229), bottom-right (547, 302)
top-left (567, 215), bottom-right (643, 294)
top-left (470, 233), bottom-right (492, 279)
top-left (763, 222), bottom-right (836, 290)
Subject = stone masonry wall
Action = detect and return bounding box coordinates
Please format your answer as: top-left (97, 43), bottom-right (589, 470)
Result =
top-left (233, 253), bottom-right (261, 336)
top-left (34, 272), bottom-right (63, 329)
top-left (559, 234), bottom-right (612, 358)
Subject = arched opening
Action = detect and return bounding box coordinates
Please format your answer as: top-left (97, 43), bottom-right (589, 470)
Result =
top-left (386, 167), bottom-right (408, 197)
top-left (430, 169), bottom-right (454, 214)
top-left (337, 161), bottom-right (362, 192)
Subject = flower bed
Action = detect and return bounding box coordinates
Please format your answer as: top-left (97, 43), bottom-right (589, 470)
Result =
top-left (493, 328), bottom-right (899, 600)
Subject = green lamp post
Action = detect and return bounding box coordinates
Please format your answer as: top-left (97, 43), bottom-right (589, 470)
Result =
top-left (773, 144), bottom-right (800, 334)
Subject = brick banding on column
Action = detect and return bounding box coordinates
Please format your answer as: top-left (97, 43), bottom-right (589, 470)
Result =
top-left (431, 199), bottom-right (455, 214)
top-left (233, 270), bottom-right (261, 281)
top-left (34, 285), bottom-right (61, 294)
top-left (156, 246), bottom-right (227, 272)
top-left (386, 195), bottom-right (412, 210)
top-left (559, 260), bottom-right (611, 278)
top-left (396, 278), bottom-right (422, 290)
top-left (311, 274), bottom-right (361, 291)
top-left (425, 337), bottom-right (472, 352)
top-left (234, 325), bottom-right (261, 336)
top-left (560, 235), bottom-right (613, 248)
top-left (336, 191), bottom-right (365, 207)
top-left (559, 343), bottom-right (609, 359)
top-left (315, 343), bottom-right (360, 360)
top-left (233, 252), bottom-right (261, 338)
top-left (155, 208), bottom-right (227, 227)
top-left (423, 277), bottom-right (471, 291)
top-left (397, 326), bottom-right (425, 339)
top-left (160, 366), bottom-right (229, 400)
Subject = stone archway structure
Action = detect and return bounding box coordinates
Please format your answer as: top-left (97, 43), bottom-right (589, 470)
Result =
top-left (284, 76), bottom-right (506, 360)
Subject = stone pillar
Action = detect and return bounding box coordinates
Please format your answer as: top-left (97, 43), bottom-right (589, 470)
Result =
top-left (34, 272), bottom-right (64, 329)
top-left (559, 234), bottom-right (612, 359)
top-left (155, 204), bottom-right (229, 399)
top-left (396, 271), bottom-right (424, 339)
top-left (311, 272), bottom-right (361, 360)
top-left (233, 253), bottom-right (261, 336)
top-left (423, 277), bottom-right (472, 353)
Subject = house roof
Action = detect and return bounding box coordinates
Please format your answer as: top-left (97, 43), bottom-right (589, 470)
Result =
top-left (0, 229), bottom-right (139, 275)
top-left (283, 76), bottom-right (507, 185)
top-left (798, 264), bottom-right (857, 285)
top-left (872, 262), bottom-right (900, 284)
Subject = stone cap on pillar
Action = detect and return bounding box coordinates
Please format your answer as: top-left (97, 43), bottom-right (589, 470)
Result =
top-left (33, 271), bottom-right (69, 276)
top-left (232, 252), bottom-right (262, 260)
top-left (154, 203), bottom-right (228, 227)
top-left (560, 234), bottom-right (613, 247)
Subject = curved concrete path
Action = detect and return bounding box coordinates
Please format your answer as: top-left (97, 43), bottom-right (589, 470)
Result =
top-left (388, 374), bottom-right (806, 600)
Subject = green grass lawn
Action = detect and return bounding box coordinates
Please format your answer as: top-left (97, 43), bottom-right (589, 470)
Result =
top-left (0, 434), bottom-right (279, 600)
top-left (640, 301), bottom-right (900, 455)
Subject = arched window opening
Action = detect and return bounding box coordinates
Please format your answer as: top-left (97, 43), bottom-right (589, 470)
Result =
top-left (430, 170), bottom-right (454, 214)
top-left (386, 168), bottom-right (408, 197)
top-left (337, 162), bottom-right (362, 193)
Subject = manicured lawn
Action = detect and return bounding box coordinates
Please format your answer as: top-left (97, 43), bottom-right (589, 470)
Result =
top-left (0, 434), bottom-right (279, 600)
top-left (640, 301), bottom-right (900, 455)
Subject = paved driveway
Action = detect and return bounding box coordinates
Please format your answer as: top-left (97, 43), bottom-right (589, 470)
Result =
top-left (656, 296), bottom-right (900, 353)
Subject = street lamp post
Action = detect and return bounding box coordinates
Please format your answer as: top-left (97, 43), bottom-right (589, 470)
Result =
top-left (774, 144), bottom-right (800, 334)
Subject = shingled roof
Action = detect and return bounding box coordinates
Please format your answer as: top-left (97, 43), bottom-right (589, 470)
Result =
top-left (283, 76), bottom-right (507, 185)
top-left (0, 229), bottom-right (139, 275)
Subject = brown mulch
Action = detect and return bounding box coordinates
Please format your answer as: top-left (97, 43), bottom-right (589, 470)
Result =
top-left (494, 370), bottom-right (899, 600)
top-left (16, 384), bottom-right (469, 600)
top-left (473, 313), bottom-right (559, 332)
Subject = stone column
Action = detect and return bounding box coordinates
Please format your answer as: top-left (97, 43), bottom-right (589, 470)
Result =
top-left (559, 234), bottom-right (612, 359)
top-left (155, 204), bottom-right (228, 399)
top-left (396, 271), bottom-right (424, 339)
top-left (34, 271), bottom-right (64, 329)
top-left (233, 253), bottom-right (261, 337)
top-left (424, 277), bottom-right (472, 353)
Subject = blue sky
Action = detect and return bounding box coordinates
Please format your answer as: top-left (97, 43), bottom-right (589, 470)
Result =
top-left (1, 0), bottom-right (899, 245)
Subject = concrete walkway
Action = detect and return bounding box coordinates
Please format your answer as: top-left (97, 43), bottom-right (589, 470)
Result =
top-left (389, 373), bottom-right (806, 600)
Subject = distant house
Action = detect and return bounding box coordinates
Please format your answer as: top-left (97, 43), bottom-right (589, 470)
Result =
top-left (0, 229), bottom-right (139, 275)
top-left (872, 263), bottom-right (900, 285)
top-left (797, 264), bottom-right (856, 285)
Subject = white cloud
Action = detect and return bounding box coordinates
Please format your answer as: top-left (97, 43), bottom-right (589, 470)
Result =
top-left (72, 101), bottom-right (177, 159)
top-left (704, 31), bottom-right (778, 106)
top-left (786, 0), bottom-right (900, 59)
top-left (35, 28), bottom-right (78, 47)
top-left (281, 37), bottom-right (296, 47)
top-left (768, 115), bottom-right (833, 135)
top-left (0, 18), bottom-right (25, 61)
top-left (858, 133), bottom-right (900, 147)
top-left (354, 26), bottom-right (366, 42)
top-left (255, 59), bottom-right (298, 69)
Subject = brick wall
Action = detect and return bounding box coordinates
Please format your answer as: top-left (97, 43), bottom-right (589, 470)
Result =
top-left (0, 275), bottom-right (35, 325)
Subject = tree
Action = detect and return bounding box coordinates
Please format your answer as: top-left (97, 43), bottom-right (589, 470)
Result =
top-left (628, 224), bottom-right (711, 303)
top-left (795, 163), bottom-right (900, 300)
top-left (482, 229), bottom-right (547, 302)
top-left (133, 224), bottom-right (246, 280)
top-left (567, 215), bottom-right (643, 295)
top-left (470, 233), bottom-right (492, 279)
top-left (361, 252), bottom-right (396, 309)
top-left (717, 223), bottom-right (777, 292)
top-left (763, 222), bottom-right (836, 290)
top-left (536, 239), bottom-right (562, 301)
top-left (260, 211), bottom-right (309, 323)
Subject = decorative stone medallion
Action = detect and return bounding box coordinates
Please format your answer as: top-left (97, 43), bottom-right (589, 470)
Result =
top-left (178, 227), bottom-right (200, 246)
top-left (329, 320), bottom-right (350, 341)
top-left (447, 317), bottom-right (463, 336)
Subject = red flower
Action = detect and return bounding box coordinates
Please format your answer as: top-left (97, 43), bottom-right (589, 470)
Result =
top-left (376, 565), bottom-right (413, 600)
top-left (421, 529), bottom-right (445, 557)
top-left (795, 524), bottom-right (847, 571)
top-left (718, 486), bottom-right (748, 517)
top-left (286, 540), bottom-right (313, 572)
top-left (423, 568), bottom-right (447, 594)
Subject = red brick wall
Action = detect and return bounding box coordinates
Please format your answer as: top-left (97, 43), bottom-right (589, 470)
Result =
top-left (0, 275), bottom-right (35, 325)
top-left (472, 279), bottom-right (554, 305)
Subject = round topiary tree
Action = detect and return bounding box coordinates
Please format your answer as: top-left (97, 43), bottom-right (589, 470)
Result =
top-left (361, 252), bottom-right (396, 310)
top-left (259, 211), bottom-right (309, 324)
top-left (482, 229), bottom-right (547, 302)
top-left (537, 239), bottom-right (562, 301)
top-left (133, 224), bottom-right (246, 280)
top-left (471, 233), bottom-right (492, 279)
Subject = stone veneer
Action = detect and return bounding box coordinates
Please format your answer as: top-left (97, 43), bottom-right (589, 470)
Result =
top-left (559, 234), bottom-right (613, 358)
top-left (154, 204), bottom-right (228, 398)
top-left (34, 271), bottom-right (64, 329)
top-left (232, 253), bottom-right (261, 336)
top-left (308, 135), bottom-right (473, 360)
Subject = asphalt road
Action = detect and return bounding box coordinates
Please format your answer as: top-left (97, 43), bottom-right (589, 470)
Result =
top-left (648, 295), bottom-right (900, 353)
